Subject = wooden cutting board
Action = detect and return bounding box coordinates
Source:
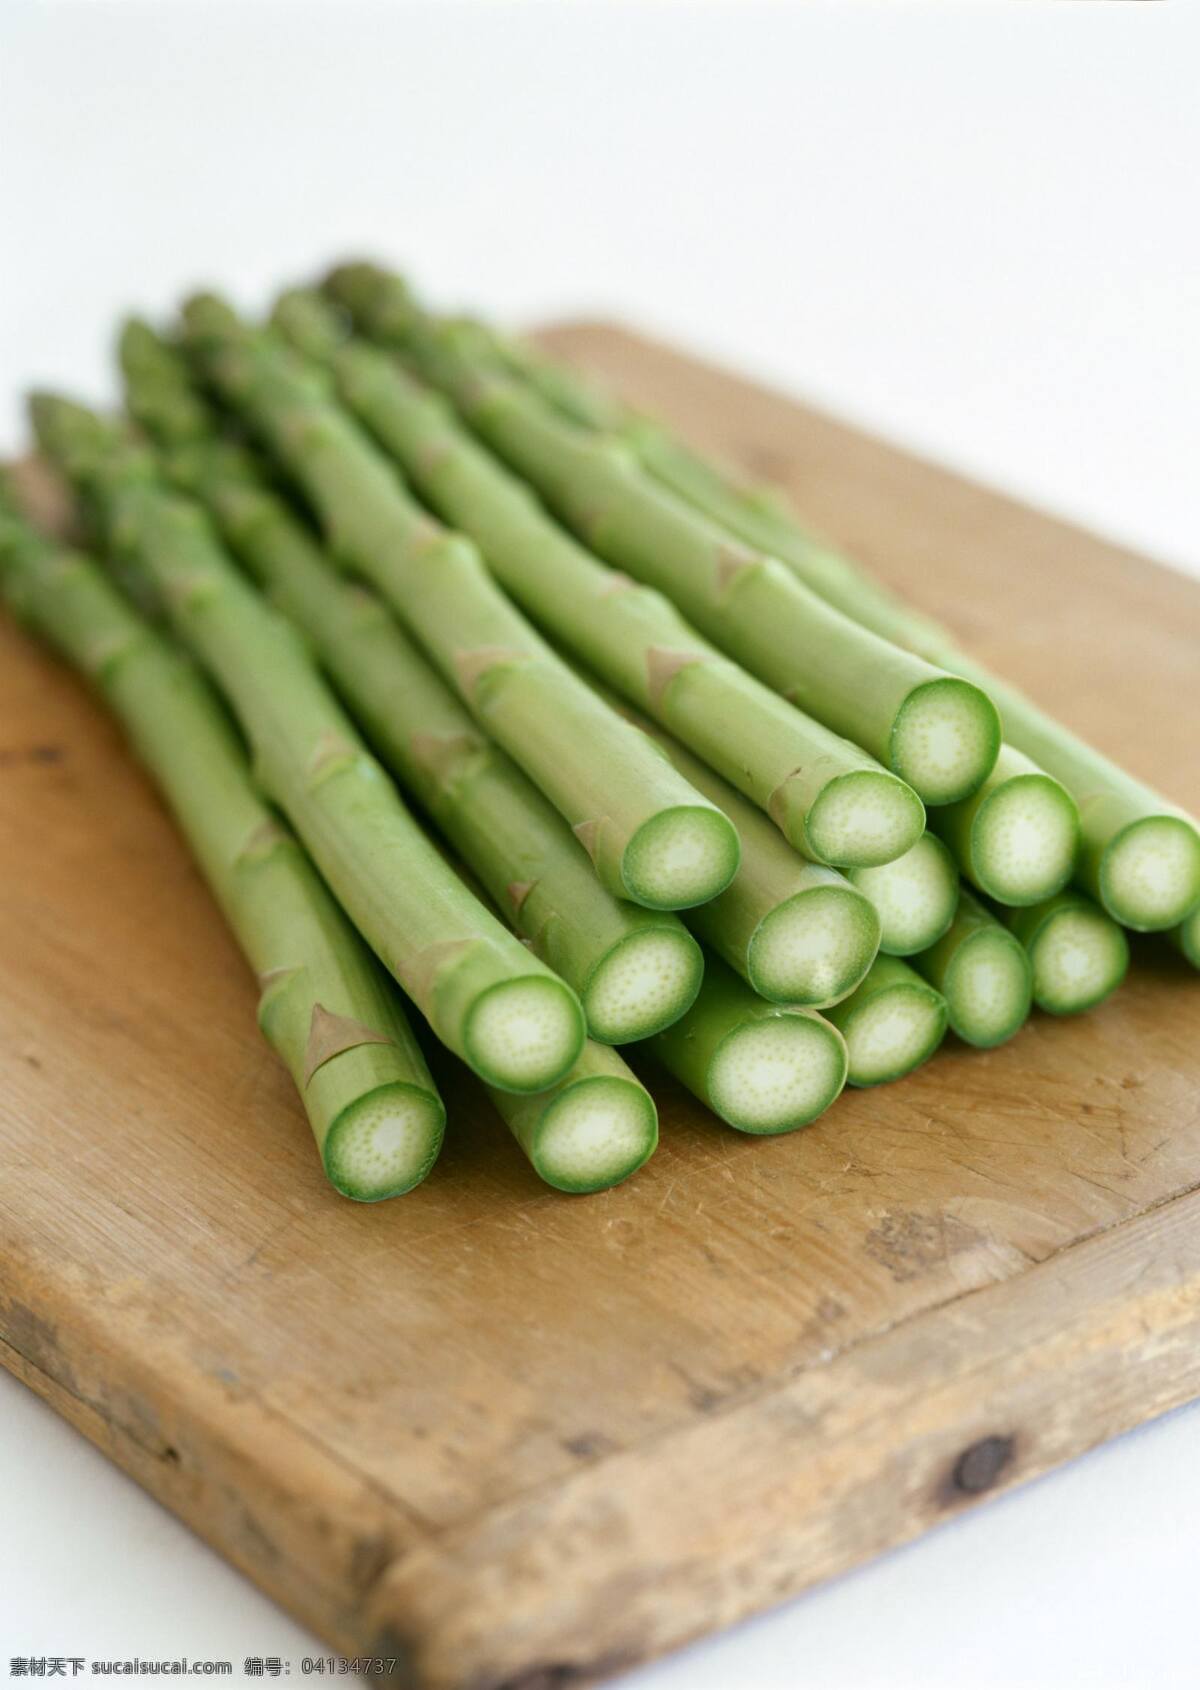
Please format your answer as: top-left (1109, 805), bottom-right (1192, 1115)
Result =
top-left (2, 323), bottom-right (1199, 1690)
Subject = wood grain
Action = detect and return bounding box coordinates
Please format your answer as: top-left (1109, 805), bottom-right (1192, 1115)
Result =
top-left (2, 323), bottom-right (1198, 1689)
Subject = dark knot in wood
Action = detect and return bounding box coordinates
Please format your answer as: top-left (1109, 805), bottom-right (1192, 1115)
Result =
top-left (952, 1434), bottom-right (1016, 1496)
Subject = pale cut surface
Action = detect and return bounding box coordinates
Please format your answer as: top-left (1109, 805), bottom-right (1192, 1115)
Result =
top-left (849, 834), bottom-right (958, 955)
top-left (623, 806), bottom-right (739, 908)
top-left (806, 769), bottom-right (925, 867)
top-left (947, 930), bottom-right (1031, 1046)
top-left (1103, 816), bottom-right (1200, 930)
top-left (708, 1014), bottom-right (846, 1133)
top-left (842, 988), bottom-right (945, 1086)
top-left (974, 775), bottom-right (1078, 903)
top-left (584, 928), bottom-right (701, 1042)
top-left (537, 1076), bottom-right (656, 1189)
top-left (1032, 907), bottom-right (1128, 1014)
top-left (891, 678), bottom-right (998, 805)
top-left (324, 1085), bottom-right (442, 1201)
top-left (466, 976), bottom-right (583, 1090)
top-left (749, 885), bottom-right (878, 1005)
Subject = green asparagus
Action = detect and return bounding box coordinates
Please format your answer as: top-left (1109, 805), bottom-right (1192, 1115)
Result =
top-left (179, 296), bottom-right (740, 912)
top-left (32, 394), bottom-right (586, 1093)
top-left (420, 289), bottom-right (1200, 936)
top-left (326, 266), bottom-right (1003, 808)
top-left (0, 491), bottom-right (444, 1199)
top-left (140, 421), bottom-right (704, 1045)
top-left (273, 289), bottom-right (927, 871)
top-left (1002, 891), bottom-right (1129, 1015)
top-left (651, 954), bottom-right (848, 1134)
top-left (847, 833), bottom-right (959, 956)
top-left (929, 744), bottom-right (1079, 907)
top-left (488, 1040), bottom-right (658, 1193)
top-left (913, 889), bottom-right (1033, 1048)
top-left (823, 955), bottom-right (948, 1086)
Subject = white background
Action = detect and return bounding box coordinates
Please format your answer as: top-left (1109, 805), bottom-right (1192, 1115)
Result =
top-left (2, 4), bottom-right (1198, 1687)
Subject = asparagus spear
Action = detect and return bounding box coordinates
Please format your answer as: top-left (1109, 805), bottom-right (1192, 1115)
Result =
top-left (651, 954), bottom-right (848, 1134)
top-left (32, 396), bottom-right (586, 1094)
top-left (178, 297), bottom-right (740, 913)
top-left (847, 833), bottom-right (959, 956)
top-left (928, 744), bottom-right (1079, 907)
top-left (913, 889), bottom-right (1033, 1049)
top-left (1002, 891), bottom-right (1129, 1015)
top-left (488, 1040), bottom-right (658, 1193)
top-left (606, 697), bottom-right (883, 1006)
top-left (822, 955), bottom-right (948, 1087)
top-left (139, 424), bottom-right (703, 1045)
top-left (272, 290), bottom-right (926, 871)
top-left (429, 295), bottom-right (1200, 935)
top-left (325, 270), bottom-right (1002, 808)
top-left (0, 494), bottom-right (444, 1199)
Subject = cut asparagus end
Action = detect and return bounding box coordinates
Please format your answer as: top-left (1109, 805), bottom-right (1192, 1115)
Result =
top-left (531, 1073), bottom-right (659, 1193)
top-left (848, 833), bottom-right (959, 956)
top-left (464, 975), bottom-right (586, 1093)
top-left (620, 805), bottom-right (740, 910)
top-left (324, 1082), bottom-right (446, 1202)
top-left (583, 926), bottom-right (704, 1044)
top-left (747, 883), bottom-right (881, 1006)
top-left (890, 677), bottom-right (1001, 806)
top-left (804, 768), bottom-right (926, 868)
top-left (943, 927), bottom-right (1033, 1048)
top-left (831, 973), bottom-right (947, 1087)
top-left (967, 772), bottom-right (1079, 905)
top-left (707, 1010), bottom-right (848, 1134)
top-left (1027, 903), bottom-right (1129, 1015)
top-left (1100, 815), bottom-right (1200, 932)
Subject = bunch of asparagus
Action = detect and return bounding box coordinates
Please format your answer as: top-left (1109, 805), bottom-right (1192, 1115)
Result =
top-left (2, 262), bottom-right (1195, 1203)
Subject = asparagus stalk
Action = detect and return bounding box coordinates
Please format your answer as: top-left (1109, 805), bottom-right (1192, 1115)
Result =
top-left (431, 294), bottom-right (1200, 936)
top-left (606, 696), bottom-right (883, 1006)
top-left (325, 270), bottom-right (1002, 808)
top-left (913, 888), bottom-right (1033, 1049)
top-left (928, 743), bottom-right (1079, 907)
top-left (0, 494), bottom-right (444, 1199)
top-left (137, 423), bottom-right (703, 1046)
top-left (273, 290), bottom-right (927, 871)
top-left (822, 955), bottom-right (948, 1087)
top-left (178, 297), bottom-right (739, 913)
top-left (120, 316), bottom-right (217, 446)
top-left (1002, 891), bottom-right (1129, 1015)
top-left (33, 396), bottom-right (586, 1094)
top-left (651, 954), bottom-right (848, 1134)
top-left (951, 662), bottom-right (1200, 932)
top-left (847, 833), bottom-right (959, 956)
top-left (488, 1040), bottom-right (658, 1193)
